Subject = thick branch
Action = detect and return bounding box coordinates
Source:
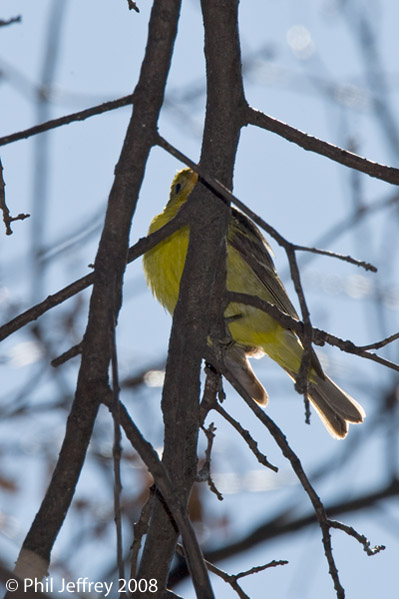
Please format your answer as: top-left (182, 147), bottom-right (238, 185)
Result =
top-left (137, 0), bottom-right (245, 593)
top-left (114, 400), bottom-right (212, 596)
top-left (12, 0), bottom-right (182, 585)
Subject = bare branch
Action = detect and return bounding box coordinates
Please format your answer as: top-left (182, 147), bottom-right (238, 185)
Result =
top-left (169, 478), bottom-right (398, 586)
top-left (11, 0), bottom-right (187, 584)
top-left (126, 0), bottom-right (140, 12)
top-left (0, 95), bottom-right (134, 148)
top-left (328, 520), bottom-right (385, 556)
top-left (0, 15), bottom-right (21, 27)
top-left (227, 292), bottom-right (399, 372)
top-left (0, 158), bottom-right (30, 235)
top-left (110, 399), bottom-right (213, 597)
top-left (0, 202), bottom-right (191, 342)
top-left (205, 350), bottom-right (346, 598)
top-left (293, 243), bottom-right (377, 272)
top-left (51, 342), bottom-right (82, 367)
top-left (198, 423), bottom-right (224, 501)
top-left (212, 398), bottom-right (278, 473)
top-left (246, 106), bottom-right (399, 185)
top-left (356, 331), bottom-right (399, 351)
top-left (177, 543), bottom-right (287, 599)
top-left (234, 560), bottom-right (289, 580)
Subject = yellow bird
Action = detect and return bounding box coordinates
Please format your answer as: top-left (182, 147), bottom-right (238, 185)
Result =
top-left (143, 168), bottom-right (365, 438)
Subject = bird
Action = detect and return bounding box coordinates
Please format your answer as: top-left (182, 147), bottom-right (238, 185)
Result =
top-left (143, 168), bottom-right (365, 438)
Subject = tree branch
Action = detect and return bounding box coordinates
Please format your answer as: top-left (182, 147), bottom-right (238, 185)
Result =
top-left (226, 292), bottom-right (399, 372)
top-left (137, 1), bottom-right (245, 595)
top-left (11, 0), bottom-right (184, 585)
top-left (0, 202), bottom-right (191, 342)
top-left (0, 158), bottom-right (30, 235)
top-left (110, 399), bottom-right (212, 597)
top-left (169, 478), bottom-right (398, 586)
top-left (246, 105), bottom-right (399, 185)
top-left (0, 95), bottom-right (134, 148)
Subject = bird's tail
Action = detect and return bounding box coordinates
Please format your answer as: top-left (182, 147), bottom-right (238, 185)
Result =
top-left (222, 343), bottom-right (365, 439)
top-left (307, 374), bottom-right (365, 439)
top-left (224, 344), bottom-right (268, 406)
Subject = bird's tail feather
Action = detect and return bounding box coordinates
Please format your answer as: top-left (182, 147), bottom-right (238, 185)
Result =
top-left (308, 375), bottom-right (365, 439)
top-left (223, 344), bottom-right (365, 439)
top-left (224, 345), bottom-right (268, 406)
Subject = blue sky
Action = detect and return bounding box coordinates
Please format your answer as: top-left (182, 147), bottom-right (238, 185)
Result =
top-left (0, 1), bottom-right (398, 598)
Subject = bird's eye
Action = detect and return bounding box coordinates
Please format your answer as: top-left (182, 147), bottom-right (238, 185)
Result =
top-left (175, 183), bottom-right (181, 194)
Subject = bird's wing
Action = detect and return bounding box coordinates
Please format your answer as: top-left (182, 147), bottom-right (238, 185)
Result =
top-left (228, 208), bottom-right (300, 320)
top-left (228, 208), bottom-right (324, 380)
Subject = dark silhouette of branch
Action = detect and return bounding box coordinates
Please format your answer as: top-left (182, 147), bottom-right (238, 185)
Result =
top-left (10, 0), bottom-right (189, 588)
top-left (0, 202), bottom-right (191, 342)
top-left (202, 350), bottom-right (388, 598)
top-left (0, 15), bottom-right (21, 27)
top-left (227, 292), bottom-right (399, 372)
top-left (170, 477), bottom-right (398, 586)
top-left (0, 94), bottom-right (134, 148)
top-left (176, 543), bottom-right (287, 599)
top-left (2, 91), bottom-right (398, 188)
top-left (292, 243), bottom-right (376, 272)
top-left (113, 399), bottom-right (212, 597)
top-left (201, 368), bottom-right (278, 473)
top-left (126, 0), bottom-right (140, 12)
top-left (50, 342), bottom-right (82, 367)
top-left (137, 0), bottom-right (244, 593)
top-left (328, 520), bottom-right (385, 557)
top-left (0, 158), bottom-right (30, 235)
top-left (198, 423), bottom-right (224, 501)
top-left (246, 106), bottom-right (399, 185)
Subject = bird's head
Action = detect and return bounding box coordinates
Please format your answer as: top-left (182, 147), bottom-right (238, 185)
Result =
top-left (168, 168), bottom-right (199, 208)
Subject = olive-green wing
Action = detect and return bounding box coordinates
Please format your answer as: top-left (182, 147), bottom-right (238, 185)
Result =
top-left (228, 208), bottom-right (299, 320)
top-left (228, 208), bottom-right (324, 379)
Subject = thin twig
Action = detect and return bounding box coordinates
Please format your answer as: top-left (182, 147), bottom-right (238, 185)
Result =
top-left (356, 331), bottom-right (399, 351)
top-left (126, 0), bottom-right (140, 12)
top-left (176, 543), bottom-right (287, 599)
top-left (226, 292), bottom-right (399, 372)
top-left (0, 95), bottom-right (134, 148)
top-left (0, 201), bottom-right (191, 342)
top-left (293, 244), bottom-right (377, 272)
top-left (198, 423), bottom-right (223, 501)
top-left (51, 342), bottom-right (82, 367)
top-left (205, 349), bottom-right (346, 598)
top-left (213, 401), bottom-right (278, 473)
top-left (0, 15), bottom-right (21, 27)
top-left (328, 520), bottom-right (385, 556)
top-left (0, 158), bottom-right (30, 235)
top-left (234, 560), bottom-right (289, 580)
